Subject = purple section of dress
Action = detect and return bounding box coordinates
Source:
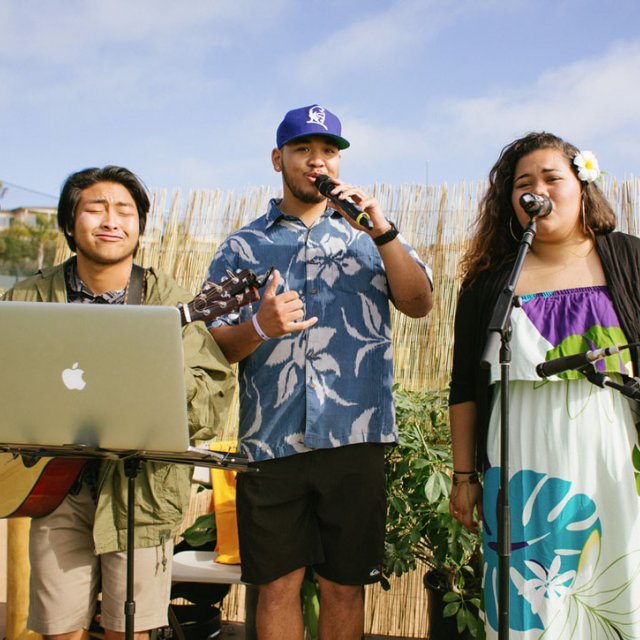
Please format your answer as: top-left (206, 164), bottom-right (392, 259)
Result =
top-left (520, 286), bottom-right (619, 347)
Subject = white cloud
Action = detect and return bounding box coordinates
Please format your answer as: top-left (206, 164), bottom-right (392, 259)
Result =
top-left (321, 38), bottom-right (640, 186)
top-left (450, 41), bottom-right (640, 137)
top-left (420, 39), bottom-right (640, 181)
top-left (0, 0), bottom-right (289, 61)
top-left (0, 0), bottom-right (292, 112)
top-left (335, 116), bottom-right (419, 184)
top-left (285, 0), bottom-right (470, 83)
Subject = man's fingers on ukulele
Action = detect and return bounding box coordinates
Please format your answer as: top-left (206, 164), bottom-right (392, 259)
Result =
top-left (276, 290), bottom-right (304, 306)
top-left (285, 316), bottom-right (318, 332)
top-left (263, 269), bottom-right (281, 297)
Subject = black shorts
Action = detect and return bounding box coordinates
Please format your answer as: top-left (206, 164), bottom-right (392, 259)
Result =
top-left (236, 443), bottom-right (387, 586)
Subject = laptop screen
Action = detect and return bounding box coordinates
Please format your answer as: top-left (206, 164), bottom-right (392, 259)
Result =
top-left (0, 301), bottom-right (190, 453)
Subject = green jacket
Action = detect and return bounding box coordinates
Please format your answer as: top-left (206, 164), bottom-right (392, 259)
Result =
top-left (3, 260), bottom-right (235, 553)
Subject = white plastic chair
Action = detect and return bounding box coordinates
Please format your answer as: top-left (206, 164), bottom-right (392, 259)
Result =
top-left (169, 465), bottom-right (258, 639)
top-left (171, 550), bottom-right (243, 585)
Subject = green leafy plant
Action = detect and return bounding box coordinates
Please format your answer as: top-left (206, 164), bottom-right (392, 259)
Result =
top-left (383, 386), bottom-right (483, 638)
top-left (301, 569), bottom-right (320, 640)
top-left (181, 483), bottom-right (217, 548)
top-left (181, 511), bottom-right (217, 548)
top-left (0, 214), bottom-right (58, 276)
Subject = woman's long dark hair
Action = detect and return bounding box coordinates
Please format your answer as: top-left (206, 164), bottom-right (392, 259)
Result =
top-left (459, 132), bottom-right (616, 286)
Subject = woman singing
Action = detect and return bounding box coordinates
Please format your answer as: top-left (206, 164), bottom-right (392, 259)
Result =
top-left (449, 132), bottom-right (640, 638)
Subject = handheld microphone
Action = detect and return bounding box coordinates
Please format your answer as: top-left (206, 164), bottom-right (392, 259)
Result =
top-left (536, 345), bottom-right (623, 378)
top-left (314, 175), bottom-right (374, 230)
top-left (520, 193), bottom-right (552, 218)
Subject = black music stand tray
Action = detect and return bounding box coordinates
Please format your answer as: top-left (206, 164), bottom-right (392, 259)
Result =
top-left (0, 442), bottom-right (251, 640)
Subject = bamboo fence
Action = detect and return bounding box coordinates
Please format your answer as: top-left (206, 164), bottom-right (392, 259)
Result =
top-left (46, 177), bottom-right (639, 638)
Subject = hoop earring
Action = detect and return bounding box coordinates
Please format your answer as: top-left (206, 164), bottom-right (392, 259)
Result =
top-left (509, 217), bottom-right (521, 241)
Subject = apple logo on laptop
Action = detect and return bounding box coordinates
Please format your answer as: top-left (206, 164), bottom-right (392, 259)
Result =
top-left (62, 363), bottom-right (86, 390)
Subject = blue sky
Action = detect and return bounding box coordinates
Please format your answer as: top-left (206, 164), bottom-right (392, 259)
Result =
top-left (1, 0), bottom-right (639, 210)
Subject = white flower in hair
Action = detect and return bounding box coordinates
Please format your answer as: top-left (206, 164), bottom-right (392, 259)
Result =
top-left (573, 150), bottom-right (600, 183)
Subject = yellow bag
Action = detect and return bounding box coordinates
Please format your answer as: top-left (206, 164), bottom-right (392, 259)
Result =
top-left (210, 440), bottom-right (240, 564)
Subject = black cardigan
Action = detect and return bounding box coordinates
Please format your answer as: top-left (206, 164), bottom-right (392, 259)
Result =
top-left (449, 231), bottom-right (640, 470)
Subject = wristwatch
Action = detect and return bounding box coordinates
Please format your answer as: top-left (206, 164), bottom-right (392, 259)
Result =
top-left (373, 221), bottom-right (399, 246)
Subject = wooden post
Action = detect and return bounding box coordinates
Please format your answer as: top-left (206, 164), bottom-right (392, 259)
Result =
top-left (6, 518), bottom-right (41, 640)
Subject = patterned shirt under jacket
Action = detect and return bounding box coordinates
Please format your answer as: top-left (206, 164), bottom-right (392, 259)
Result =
top-left (207, 199), bottom-right (432, 462)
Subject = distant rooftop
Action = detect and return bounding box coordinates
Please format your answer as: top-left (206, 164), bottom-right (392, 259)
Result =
top-left (0, 205), bottom-right (57, 215)
top-left (0, 206), bottom-right (57, 230)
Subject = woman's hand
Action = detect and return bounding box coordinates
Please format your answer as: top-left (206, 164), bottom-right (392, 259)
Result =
top-left (449, 402), bottom-right (482, 532)
top-left (449, 477), bottom-right (483, 534)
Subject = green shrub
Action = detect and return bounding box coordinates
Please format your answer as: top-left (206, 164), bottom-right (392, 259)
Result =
top-left (383, 386), bottom-right (483, 637)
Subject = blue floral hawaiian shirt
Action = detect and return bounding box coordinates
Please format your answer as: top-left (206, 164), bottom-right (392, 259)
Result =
top-left (207, 199), bottom-right (432, 462)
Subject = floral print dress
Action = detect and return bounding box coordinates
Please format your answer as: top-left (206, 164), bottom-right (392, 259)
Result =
top-left (483, 286), bottom-right (640, 639)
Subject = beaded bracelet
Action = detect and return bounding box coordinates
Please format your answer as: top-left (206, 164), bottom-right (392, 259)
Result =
top-left (251, 314), bottom-right (270, 341)
top-left (452, 472), bottom-right (479, 486)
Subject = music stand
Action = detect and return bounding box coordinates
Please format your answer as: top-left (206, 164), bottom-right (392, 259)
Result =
top-left (0, 442), bottom-right (251, 640)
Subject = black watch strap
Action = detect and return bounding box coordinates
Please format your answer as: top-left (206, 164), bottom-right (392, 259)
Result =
top-left (373, 221), bottom-right (399, 247)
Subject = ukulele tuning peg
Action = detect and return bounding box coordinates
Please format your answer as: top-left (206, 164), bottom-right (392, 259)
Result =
top-left (202, 280), bottom-right (222, 293)
top-left (256, 266), bottom-right (275, 288)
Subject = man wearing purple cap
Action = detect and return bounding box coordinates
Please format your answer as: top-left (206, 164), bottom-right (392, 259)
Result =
top-left (206, 104), bottom-right (432, 639)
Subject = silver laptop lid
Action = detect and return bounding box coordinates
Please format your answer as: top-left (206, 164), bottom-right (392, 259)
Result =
top-left (0, 301), bottom-right (190, 453)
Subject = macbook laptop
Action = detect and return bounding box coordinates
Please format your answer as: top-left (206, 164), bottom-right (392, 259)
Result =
top-left (0, 301), bottom-right (191, 453)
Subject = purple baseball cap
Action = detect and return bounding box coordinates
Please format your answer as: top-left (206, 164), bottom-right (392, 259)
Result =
top-left (276, 104), bottom-right (350, 149)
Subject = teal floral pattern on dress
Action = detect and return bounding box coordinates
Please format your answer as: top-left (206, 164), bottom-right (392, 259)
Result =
top-left (483, 468), bottom-right (601, 632)
top-left (484, 467), bottom-right (640, 637)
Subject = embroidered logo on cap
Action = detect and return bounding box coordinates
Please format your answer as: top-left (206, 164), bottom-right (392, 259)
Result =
top-left (306, 105), bottom-right (328, 131)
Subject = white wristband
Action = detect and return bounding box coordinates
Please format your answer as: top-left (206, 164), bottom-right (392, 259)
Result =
top-left (251, 314), bottom-right (270, 341)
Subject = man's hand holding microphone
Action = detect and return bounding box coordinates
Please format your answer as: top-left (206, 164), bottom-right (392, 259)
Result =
top-left (311, 174), bottom-right (397, 242)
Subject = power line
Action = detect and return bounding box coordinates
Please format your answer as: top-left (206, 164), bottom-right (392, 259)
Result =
top-left (0, 180), bottom-right (57, 200)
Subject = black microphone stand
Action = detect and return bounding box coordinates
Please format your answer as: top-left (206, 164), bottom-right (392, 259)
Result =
top-left (579, 365), bottom-right (640, 401)
top-left (480, 215), bottom-right (538, 640)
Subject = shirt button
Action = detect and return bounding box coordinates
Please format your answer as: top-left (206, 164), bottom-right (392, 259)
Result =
top-left (308, 378), bottom-right (316, 389)
top-left (310, 288), bottom-right (317, 294)
top-left (308, 350), bottom-right (315, 358)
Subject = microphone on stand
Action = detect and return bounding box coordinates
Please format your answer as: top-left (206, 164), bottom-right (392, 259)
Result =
top-left (536, 345), bottom-right (624, 378)
top-left (519, 193), bottom-right (552, 218)
top-left (314, 174), bottom-right (374, 230)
